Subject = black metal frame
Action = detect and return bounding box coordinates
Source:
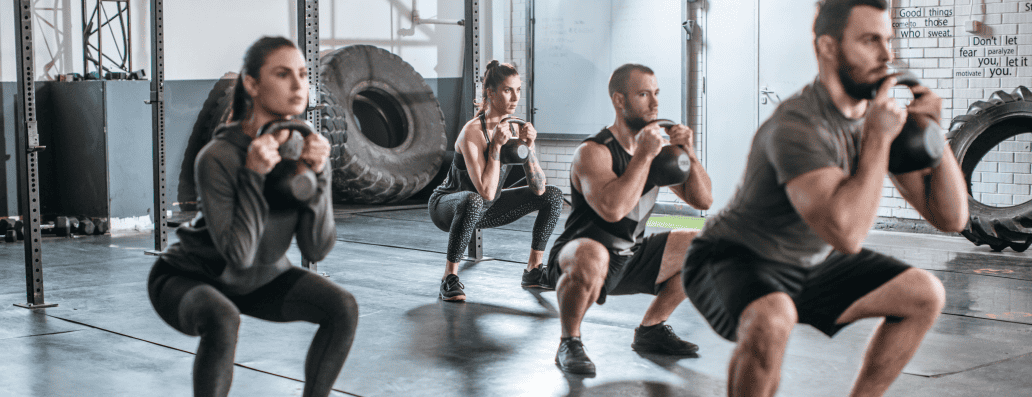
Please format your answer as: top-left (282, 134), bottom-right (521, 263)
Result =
top-left (526, 0), bottom-right (534, 123)
top-left (13, 0), bottom-right (55, 309)
top-left (298, 0), bottom-right (321, 272)
top-left (146, 0), bottom-right (167, 254)
top-left (82, 0), bottom-right (132, 76)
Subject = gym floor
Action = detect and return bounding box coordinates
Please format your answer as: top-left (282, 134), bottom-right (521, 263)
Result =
top-left (1, 205), bottom-right (1031, 397)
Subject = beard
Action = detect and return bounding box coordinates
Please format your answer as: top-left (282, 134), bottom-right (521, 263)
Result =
top-left (836, 49), bottom-right (883, 100)
top-left (624, 115), bottom-right (649, 131)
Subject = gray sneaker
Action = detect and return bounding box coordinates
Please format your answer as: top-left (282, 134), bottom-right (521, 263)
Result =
top-left (439, 274), bottom-right (466, 302)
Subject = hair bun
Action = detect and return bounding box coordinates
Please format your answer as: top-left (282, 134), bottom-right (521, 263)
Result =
top-left (486, 60), bottom-right (501, 71)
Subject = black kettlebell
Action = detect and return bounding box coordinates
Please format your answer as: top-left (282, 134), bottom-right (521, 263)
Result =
top-left (644, 119), bottom-right (692, 187)
top-left (497, 117), bottom-right (531, 164)
top-left (877, 71), bottom-right (945, 174)
top-left (257, 119), bottom-right (319, 209)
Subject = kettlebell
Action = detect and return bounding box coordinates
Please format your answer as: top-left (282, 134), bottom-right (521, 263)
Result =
top-left (645, 119), bottom-right (692, 187)
top-left (879, 71), bottom-right (945, 174)
top-left (497, 117), bottom-right (531, 164)
top-left (257, 119), bottom-right (319, 208)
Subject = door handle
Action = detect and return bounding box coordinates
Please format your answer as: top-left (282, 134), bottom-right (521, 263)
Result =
top-left (760, 87), bottom-right (781, 105)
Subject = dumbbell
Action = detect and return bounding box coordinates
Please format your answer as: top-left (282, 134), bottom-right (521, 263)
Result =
top-left (873, 71), bottom-right (945, 174)
top-left (67, 217), bottom-right (80, 234)
top-left (496, 117), bottom-right (530, 164)
top-left (14, 220), bottom-right (24, 240)
top-left (258, 120), bottom-right (319, 208)
top-left (76, 216), bottom-right (96, 235)
top-left (0, 219), bottom-right (15, 242)
top-left (646, 119), bottom-right (693, 187)
top-left (91, 217), bottom-right (110, 235)
top-left (40, 217), bottom-right (73, 237)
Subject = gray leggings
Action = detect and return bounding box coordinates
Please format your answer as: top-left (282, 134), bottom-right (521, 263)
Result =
top-left (429, 185), bottom-right (564, 263)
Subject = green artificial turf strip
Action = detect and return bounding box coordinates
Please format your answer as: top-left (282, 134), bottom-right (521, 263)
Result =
top-left (646, 215), bottom-right (706, 230)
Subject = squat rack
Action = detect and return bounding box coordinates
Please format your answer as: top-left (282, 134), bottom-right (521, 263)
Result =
top-left (13, 0), bottom-right (488, 305)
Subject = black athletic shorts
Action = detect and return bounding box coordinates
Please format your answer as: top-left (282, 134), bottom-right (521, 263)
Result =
top-left (682, 238), bottom-right (910, 342)
top-left (546, 231), bottom-right (670, 304)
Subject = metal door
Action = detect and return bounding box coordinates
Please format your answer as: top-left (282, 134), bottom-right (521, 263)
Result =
top-left (757, 1), bottom-right (819, 124)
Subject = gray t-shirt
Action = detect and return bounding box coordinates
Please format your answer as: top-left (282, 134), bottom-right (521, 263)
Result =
top-left (700, 78), bottom-right (864, 267)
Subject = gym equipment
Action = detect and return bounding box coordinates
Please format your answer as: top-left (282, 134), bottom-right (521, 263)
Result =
top-left (40, 217), bottom-right (72, 237)
top-left (14, 220), bottom-right (24, 240)
top-left (947, 85), bottom-right (1032, 252)
top-left (646, 119), bottom-right (692, 187)
top-left (320, 45), bottom-right (447, 204)
top-left (76, 216), bottom-right (96, 235)
top-left (258, 120), bottom-right (319, 208)
top-left (885, 71), bottom-right (945, 174)
top-left (177, 74), bottom-right (237, 211)
top-left (1, 219), bottom-right (15, 242)
top-left (497, 117), bottom-right (530, 164)
top-left (91, 217), bottom-right (110, 235)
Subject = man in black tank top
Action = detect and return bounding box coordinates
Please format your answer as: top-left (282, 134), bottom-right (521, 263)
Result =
top-left (544, 64), bottom-right (713, 375)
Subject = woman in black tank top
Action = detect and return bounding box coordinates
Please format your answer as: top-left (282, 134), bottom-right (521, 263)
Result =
top-left (428, 61), bottom-right (564, 301)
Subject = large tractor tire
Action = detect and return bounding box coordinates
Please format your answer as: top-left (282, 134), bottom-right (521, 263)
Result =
top-left (177, 73), bottom-right (236, 210)
top-left (320, 45), bottom-right (447, 204)
top-left (947, 86), bottom-right (1032, 252)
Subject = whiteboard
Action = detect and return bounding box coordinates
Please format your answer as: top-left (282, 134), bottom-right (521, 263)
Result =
top-left (533, 0), bottom-right (683, 136)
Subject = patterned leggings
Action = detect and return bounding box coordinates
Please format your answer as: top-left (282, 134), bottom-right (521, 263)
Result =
top-left (429, 185), bottom-right (564, 263)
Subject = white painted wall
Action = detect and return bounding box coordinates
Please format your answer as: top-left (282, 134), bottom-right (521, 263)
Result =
top-left (532, 0), bottom-right (683, 136)
top-left (0, 0), bottom-right (467, 81)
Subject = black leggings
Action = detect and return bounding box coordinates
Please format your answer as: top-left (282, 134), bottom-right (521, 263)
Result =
top-left (147, 259), bottom-right (359, 397)
top-left (429, 185), bottom-right (564, 263)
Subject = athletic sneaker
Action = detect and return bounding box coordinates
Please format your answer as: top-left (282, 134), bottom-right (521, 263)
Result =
top-left (440, 274), bottom-right (466, 302)
top-left (631, 322), bottom-right (699, 355)
top-left (555, 337), bottom-right (596, 374)
top-left (522, 265), bottom-right (551, 289)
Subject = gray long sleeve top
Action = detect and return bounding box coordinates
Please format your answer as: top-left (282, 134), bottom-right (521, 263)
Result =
top-left (161, 122), bottom-right (336, 295)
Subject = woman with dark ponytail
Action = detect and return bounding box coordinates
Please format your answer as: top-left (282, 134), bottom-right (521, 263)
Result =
top-left (428, 60), bottom-right (564, 301)
top-left (146, 36), bottom-right (358, 397)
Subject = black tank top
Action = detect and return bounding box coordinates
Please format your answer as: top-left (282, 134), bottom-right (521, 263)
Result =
top-left (555, 128), bottom-right (659, 255)
top-left (433, 113), bottom-right (513, 208)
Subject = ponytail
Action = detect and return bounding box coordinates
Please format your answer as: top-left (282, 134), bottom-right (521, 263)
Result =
top-left (476, 60), bottom-right (519, 116)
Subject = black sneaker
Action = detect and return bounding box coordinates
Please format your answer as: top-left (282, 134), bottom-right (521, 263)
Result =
top-left (440, 274), bottom-right (466, 302)
top-left (522, 266), bottom-right (549, 289)
top-left (555, 337), bottom-right (596, 374)
top-left (631, 322), bottom-right (699, 355)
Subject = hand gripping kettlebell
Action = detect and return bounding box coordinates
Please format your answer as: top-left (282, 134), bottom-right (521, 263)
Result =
top-left (257, 119), bottom-right (319, 208)
top-left (880, 71), bottom-right (946, 174)
top-left (494, 117), bottom-right (531, 164)
top-left (645, 119), bottom-right (692, 187)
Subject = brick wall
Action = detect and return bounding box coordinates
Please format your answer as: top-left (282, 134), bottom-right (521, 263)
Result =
top-left (881, 0), bottom-right (1032, 220)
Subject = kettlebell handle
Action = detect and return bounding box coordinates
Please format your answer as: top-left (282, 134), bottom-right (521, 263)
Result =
top-left (257, 119), bottom-right (314, 138)
top-left (871, 70), bottom-right (925, 99)
top-left (648, 119), bottom-right (689, 151)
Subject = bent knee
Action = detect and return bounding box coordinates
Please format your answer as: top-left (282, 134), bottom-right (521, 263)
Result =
top-left (904, 268), bottom-right (946, 314)
top-left (739, 293), bottom-right (798, 343)
top-left (559, 240), bottom-right (609, 284)
top-left (323, 289), bottom-right (360, 329)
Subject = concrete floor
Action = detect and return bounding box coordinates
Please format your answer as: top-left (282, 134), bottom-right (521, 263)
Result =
top-left (1, 205), bottom-right (1031, 396)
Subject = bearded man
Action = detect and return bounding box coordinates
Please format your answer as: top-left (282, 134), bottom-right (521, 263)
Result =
top-left (680, 1), bottom-right (967, 396)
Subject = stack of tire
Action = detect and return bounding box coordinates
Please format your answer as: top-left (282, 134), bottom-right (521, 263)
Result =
top-left (947, 86), bottom-right (1032, 252)
top-left (179, 45), bottom-right (446, 207)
